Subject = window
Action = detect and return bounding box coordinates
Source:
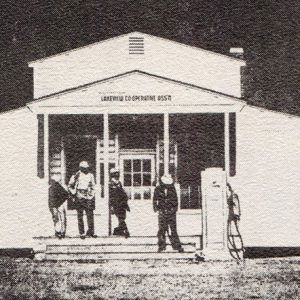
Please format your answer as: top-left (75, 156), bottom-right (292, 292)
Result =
top-left (180, 184), bottom-right (201, 209)
top-left (123, 159), bottom-right (152, 187)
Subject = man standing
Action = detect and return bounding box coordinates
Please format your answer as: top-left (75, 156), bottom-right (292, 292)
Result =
top-left (153, 174), bottom-right (184, 252)
top-left (68, 161), bottom-right (96, 239)
top-left (109, 168), bottom-right (130, 238)
top-left (49, 174), bottom-right (68, 239)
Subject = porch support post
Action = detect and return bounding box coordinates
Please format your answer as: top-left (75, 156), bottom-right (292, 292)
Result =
top-left (44, 113), bottom-right (49, 183)
top-left (224, 112), bottom-right (230, 177)
top-left (96, 138), bottom-right (101, 208)
top-left (156, 135), bottom-right (160, 183)
top-left (60, 138), bottom-right (66, 187)
top-left (96, 138), bottom-right (100, 185)
top-left (103, 112), bottom-right (111, 235)
top-left (163, 112), bottom-right (170, 176)
top-left (115, 134), bottom-right (119, 169)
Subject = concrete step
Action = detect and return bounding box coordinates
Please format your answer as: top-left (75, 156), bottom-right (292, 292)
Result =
top-left (33, 235), bottom-right (202, 261)
top-left (35, 235), bottom-right (201, 246)
top-left (46, 243), bottom-right (196, 254)
top-left (45, 251), bottom-right (197, 261)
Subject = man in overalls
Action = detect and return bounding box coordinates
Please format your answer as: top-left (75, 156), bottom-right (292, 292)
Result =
top-left (153, 175), bottom-right (184, 252)
top-left (49, 174), bottom-right (68, 239)
top-left (68, 161), bottom-right (96, 239)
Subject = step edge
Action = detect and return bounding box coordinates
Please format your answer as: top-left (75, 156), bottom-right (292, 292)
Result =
top-left (46, 243), bottom-right (196, 247)
top-left (46, 251), bottom-right (196, 254)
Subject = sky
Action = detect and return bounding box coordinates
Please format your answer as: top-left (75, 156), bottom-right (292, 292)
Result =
top-left (0, 0), bottom-right (299, 114)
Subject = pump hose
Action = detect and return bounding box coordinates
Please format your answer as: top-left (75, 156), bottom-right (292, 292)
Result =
top-left (227, 193), bottom-right (245, 261)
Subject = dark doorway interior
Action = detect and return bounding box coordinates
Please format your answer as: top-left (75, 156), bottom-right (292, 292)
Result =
top-left (64, 136), bottom-right (96, 184)
top-left (170, 113), bottom-right (224, 209)
top-left (49, 114), bottom-right (103, 137)
top-left (110, 114), bottom-right (163, 149)
top-left (49, 115), bottom-right (101, 183)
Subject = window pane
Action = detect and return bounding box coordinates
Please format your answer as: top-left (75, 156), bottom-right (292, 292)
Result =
top-left (124, 160), bottom-right (131, 172)
top-left (133, 173), bottom-right (141, 186)
top-left (143, 159), bottom-right (151, 172)
top-left (124, 174), bottom-right (132, 186)
top-left (100, 163), bottom-right (104, 185)
top-left (169, 163), bottom-right (175, 176)
top-left (144, 189), bottom-right (151, 200)
top-left (134, 192), bottom-right (141, 200)
top-left (133, 159), bottom-right (141, 172)
top-left (159, 163), bottom-right (164, 178)
top-left (180, 184), bottom-right (201, 209)
top-left (143, 173), bottom-right (151, 186)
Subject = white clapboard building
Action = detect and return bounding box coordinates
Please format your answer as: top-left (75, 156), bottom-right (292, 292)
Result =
top-left (0, 32), bottom-right (299, 260)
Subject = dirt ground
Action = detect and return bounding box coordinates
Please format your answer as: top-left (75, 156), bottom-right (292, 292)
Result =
top-left (0, 257), bottom-right (299, 300)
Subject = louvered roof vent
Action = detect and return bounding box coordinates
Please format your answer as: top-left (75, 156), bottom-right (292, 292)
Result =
top-left (129, 36), bottom-right (144, 55)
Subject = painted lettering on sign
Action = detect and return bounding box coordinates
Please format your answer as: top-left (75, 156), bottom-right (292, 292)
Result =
top-left (100, 95), bottom-right (172, 102)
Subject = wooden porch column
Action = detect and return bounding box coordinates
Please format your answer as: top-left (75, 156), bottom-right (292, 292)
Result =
top-left (115, 134), bottom-right (119, 169)
top-left (224, 112), bottom-right (230, 177)
top-left (60, 138), bottom-right (66, 187)
top-left (96, 138), bottom-right (100, 185)
top-left (96, 137), bottom-right (101, 209)
top-left (156, 135), bottom-right (160, 183)
top-left (164, 112), bottom-right (170, 176)
top-left (44, 113), bottom-right (49, 183)
top-left (103, 112), bottom-right (111, 235)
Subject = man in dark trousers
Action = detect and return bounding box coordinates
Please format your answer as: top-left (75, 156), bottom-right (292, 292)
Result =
top-left (109, 168), bottom-right (130, 238)
top-left (153, 174), bottom-right (184, 252)
top-left (49, 174), bottom-right (69, 239)
top-left (68, 161), bottom-right (96, 239)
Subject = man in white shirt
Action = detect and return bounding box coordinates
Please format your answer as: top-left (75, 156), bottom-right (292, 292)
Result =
top-left (68, 161), bottom-right (96, 239)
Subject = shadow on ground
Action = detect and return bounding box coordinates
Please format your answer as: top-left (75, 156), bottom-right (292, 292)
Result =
top-left (1, 247), bottom-right (300, 259)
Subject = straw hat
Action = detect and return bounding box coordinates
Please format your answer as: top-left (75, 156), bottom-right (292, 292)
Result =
top-left (110, 167), bottom-right (120, 174)
top-left (79, 161), bottom-right (89, 168)
top-left (51, 174), bottom-right (61, 182)
top-left (161, 174), bottom-right (173, 185)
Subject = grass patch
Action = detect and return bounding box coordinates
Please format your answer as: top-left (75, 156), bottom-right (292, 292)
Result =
top-left (0, 257), bottom-right (299, 299)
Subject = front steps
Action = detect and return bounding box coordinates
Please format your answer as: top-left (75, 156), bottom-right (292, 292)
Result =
top-left (33, 235), bottom-right (202, 261)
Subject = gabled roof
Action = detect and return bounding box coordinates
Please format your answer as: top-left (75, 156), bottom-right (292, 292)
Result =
top-left (28, 31), bottom-right (244, 66)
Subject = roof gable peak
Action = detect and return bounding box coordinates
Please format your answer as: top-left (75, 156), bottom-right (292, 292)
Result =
top-left (28, 31), bottom-right (244, 66)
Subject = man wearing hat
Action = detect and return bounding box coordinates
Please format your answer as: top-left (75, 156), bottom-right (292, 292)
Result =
top-left (68, 161), bottom-right (96, 239)
top-left (109, 168), bottom-right (130, 238)
top-left (153, 174), bottom-right (184, 252)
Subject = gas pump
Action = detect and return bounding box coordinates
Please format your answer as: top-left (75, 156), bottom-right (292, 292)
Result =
top-left (201, 168), bottom-right (244, 261)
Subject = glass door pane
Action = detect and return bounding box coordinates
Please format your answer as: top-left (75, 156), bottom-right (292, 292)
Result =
top-left (121, 156), bottom-right (154, 200)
